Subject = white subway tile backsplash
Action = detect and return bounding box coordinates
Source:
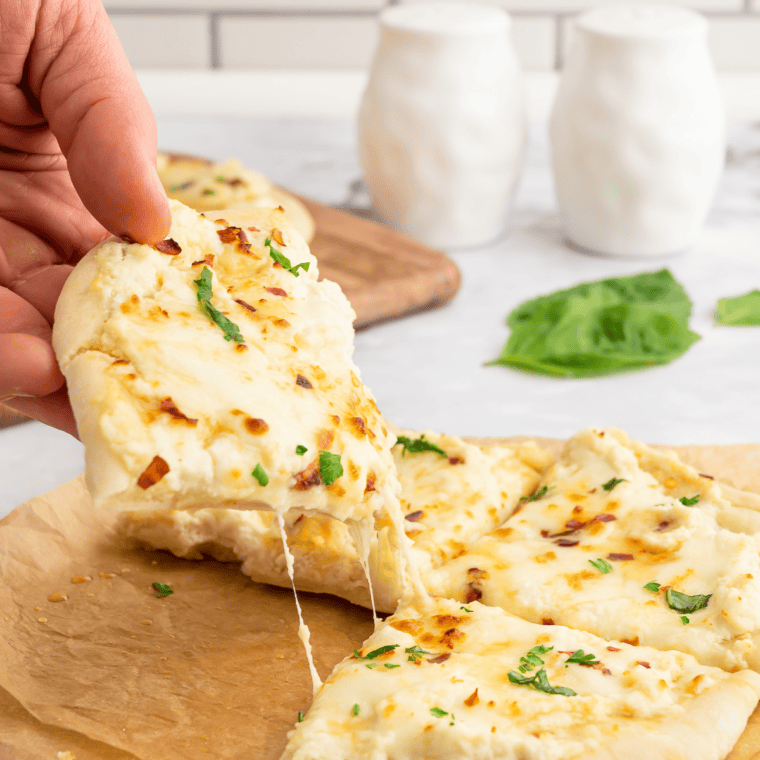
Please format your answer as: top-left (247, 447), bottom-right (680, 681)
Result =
top-left (107, 0), bottom-right (382, 8)
top-left (709, 16), bottom-right (760, 69)
top-left (458, 0), bottom-right (744, 10)
top-left (219, 16), bottom-right (379, 68)
top-left (511, 16), bottom-right (556, 71)
top-left (109, 14), bottom-right (210, 68)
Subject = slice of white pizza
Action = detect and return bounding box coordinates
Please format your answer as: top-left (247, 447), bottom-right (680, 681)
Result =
top-left (281, 595), bottom-right (760, 760)
top-left (53, 199), bottom-right (398, 534)
top-left (430, 427), bottom-right (760, 672)
top-left (118, 431), bottom-right (553, 612)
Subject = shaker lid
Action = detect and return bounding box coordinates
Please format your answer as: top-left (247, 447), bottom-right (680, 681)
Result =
top-left (575, 4), bottom-right (707, 40)
top-left (379, 1), bottom-right (510, 36)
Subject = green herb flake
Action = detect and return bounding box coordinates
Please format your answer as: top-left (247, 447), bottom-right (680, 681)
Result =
top-left (202, 188), bottom-right (215, 195)
top-left (384, 663), bottom-right (401, 669)
top-left (295, 445), bottom-right (308, 456)
top-left (681, 616), bottom-right (690, 625)
top-left (644, 581), bottom-right (661, 594)
top-left (265, 237), bottom-right (310, 278)
top-left (460, 606), bottom-right (473, 613)
top-left (319, 450), bottom-right (343, 485)
top-left (665, 588), bottom-right (711, 615)
top-left (519, 485), bottom-right (555, 503)
top-left (297, 711), bottom-right (304, 723)
top-left (215, 175), bottom-right (225, 181)
top-left (602, 477), bottom-right (627, 492)
top-left (171, 180), bottom-right (194, 191)
top-left (252, 464), bottom-right (269, 486)
top-left (488, 269), bottom-right (700, 378)
top-left (405, 645), bottom-right (433, 662)
top-left (430, 707), bottom-right (448, 719)
top-left (394, 434), bottom-right (447, 458)
top-left (565, 649), bottom-right (600, 666)
top-left (351, 704), bottom-right (360, 717)
top-left (508, 668), bottom-right (576, 697)
top-left (589, 558), bottom-right (613, 575)
top-left (716, 290), bottom-right (760, 326)
top-left (354, 644), bottom-right (399, 661)
top-left (518, 645), bottom-right (553, 673)
top-left (152, 582), bottom-right (173, 598)
top-left (679, 494), bottom-right (700, 506)
top-left (194, 267), bottom-right (245, 343)
top-left (365, 663), bottom-right (378, 669)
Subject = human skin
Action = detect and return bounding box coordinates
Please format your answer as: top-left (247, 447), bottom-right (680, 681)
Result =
top-left (0, 0), bottom-right (171, 436)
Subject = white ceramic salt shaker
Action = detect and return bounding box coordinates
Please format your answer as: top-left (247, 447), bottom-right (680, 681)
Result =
top-left (357, 1), bottom-right (526, 249)
top-left (550, 4), bottom-right (725, 257)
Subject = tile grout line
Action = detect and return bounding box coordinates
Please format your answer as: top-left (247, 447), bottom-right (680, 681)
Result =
top-left (210, 11), bottom-right (221, 69)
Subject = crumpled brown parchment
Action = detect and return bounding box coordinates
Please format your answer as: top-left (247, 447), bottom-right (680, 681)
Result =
top-left (0, 440), bottom-right (758, 760)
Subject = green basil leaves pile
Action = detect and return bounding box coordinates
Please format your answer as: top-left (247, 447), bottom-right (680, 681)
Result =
top-left (488, 269), bottom-right (700, 378)
top-left (716, 290), bottom-right (760, 326)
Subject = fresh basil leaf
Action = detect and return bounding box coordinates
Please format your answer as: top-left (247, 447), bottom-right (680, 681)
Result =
top-left (430, 707), bottom-right (448, 718)
top-left (679, 494), bottom-right (700, 506)
top-left (519, 485), bottom-right (555, 503)
top-left (488, 269), bottom-right (700, 377)
top-left (644, 581), bottom-right (661, 594)
top-left (405, 645), bottom-right (433, 662)
top-left (508, 668), bottom-right (576, 697)
top-left (152, 582), bottom-right (173, 598)
top-left (716, 290), bottom-right (760, 326)
top-left (602, 477), bottom-right (627, 492)
top-left (666, 589), bottom-right (711, 615)
top-left (355, 644), bottom-right (399, 660)
top-left (589, 558), bottom-right (613, 574)
top-left (565, 649), bottom-right (599, 666)
top-left (394, 434), bottom-right (447, 458)
top-left (265, 237), bottom-right (310, 277)
top-left (319, 450), bottom-right (343, 485)
top-left (295, 445), bottom-right (308, 456)
top-left (194, 267), bottom-right (245, 343)
top-left (252, 464), bottom-right (269, 486)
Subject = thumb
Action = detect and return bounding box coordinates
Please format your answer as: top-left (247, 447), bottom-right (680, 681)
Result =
top-left (33, 0), bottom-right (171, 244)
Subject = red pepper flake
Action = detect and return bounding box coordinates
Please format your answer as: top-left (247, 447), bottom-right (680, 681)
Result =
top-left (540, 529), bottom-right (549, 538)
top-left (602, 668), bottom-right (612, 676)
top-left (154, 238), bottom-right (181, 255)
top-left (463, 688), bottom-right (479, 707)
top-left (244, 417), bottom-right (269, 436)
top-left (465, 583), bottom-right (482, 604)
top-left (427, 653), bottom-right (451, 665)
top-left (405, 510), bottom-right (424, 522)
top-left (159, 397), bottom-right (198, 425)
top-left (296, 374), bottom-right (313, 389)
top-left (607, 553), bottom-right (634, 561)
top-left (572, 505), bottom-right (583, 514)
top-left (293, 461), bottom-right (322, 490)
top-left (593, 513), bottom-right (617, 523)
top-left (606, 646), bottom-right (621, 652)
top-left (364, 473), bottom-right (376, 493)
top-left (636, 661), bottom-right (651, 669)
top-left (441, 628), bottom-right (466, 649)
top-left (271, 228), bottom-right (285, 246)
top-left (467, 568), bottom-right (489, 579)
top-left (112, 359), bottom-right (129, 366)
top-left (655, 521), bottom-right (670, 532)
top-left (217, 226), bottom-right (248, 245)
top-left (234, 298), bottom-right (257, 313)
top-left (554, 538), bottom-right (580, 547)
top-left (449, 457), bottom-right (464, 465)
top-left (192, 255), bottom-right (215, 267)
top-left (699, 473), bottom-right (714, 480)
top-left (265, 287), bottom-right (288, 297)
top-left (542, 618), bottom-right (555, 626)
top-left (350, 417), bottom-right (368, 437)
top-left (137, 456), bottom-right (169, 490)
top-left (223, 177), bottom-right (244, 187)
top-left (565, 519), bottom-right (585, 529)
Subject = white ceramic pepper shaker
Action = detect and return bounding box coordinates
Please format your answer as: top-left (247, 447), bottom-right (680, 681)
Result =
top-left (357, 1), bottom-right (527, 249)
top-left (550, 4), bottom-right (725, 257)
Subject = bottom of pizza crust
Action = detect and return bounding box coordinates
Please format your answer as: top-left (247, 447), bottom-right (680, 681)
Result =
top-left (282, 596), bottom-right (760, 760)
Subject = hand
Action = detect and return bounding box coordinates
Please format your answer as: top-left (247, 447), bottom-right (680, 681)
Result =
top-left (0, 0), bottom-right (170, 436)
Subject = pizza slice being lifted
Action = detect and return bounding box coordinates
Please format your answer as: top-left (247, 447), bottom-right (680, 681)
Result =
top-left (282, 595), bottom-right (760, 760)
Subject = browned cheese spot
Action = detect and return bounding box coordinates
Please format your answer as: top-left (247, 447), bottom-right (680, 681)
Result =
top-left (296, 374), bottom-right (313, 389)
top-left (293, 461), bottom-right (322, 490)
top-left (112, 359), bottom-right (130, 366)
top-left (622, 637), bottom-right (639, 646)
top-left (390, 619), bottom-right (422, 635)
top-left (271, 228), bottom-right (285, 246)
top-left (317, 430), bottom-right (335, 450)
top-left (245, 417), bottom-right (269, 435)
top-left (467, 568), bottom-right (490, 579)
top-left (332, 415), bottom-right (341, 425)
top-left (265, 287), bottom-right (288, 297)
top-left (465, 583), bottom-right (482, 604)
top-left (192, 254), bottom-right (215, 267)
top-left (405, 510), bottom-right (424, 522)
top-left (137, 456), bottom-right (170, 489)
top-left (607, 646), bottom-right (621, 652)
top-left (542, 618), bottom-right (555, 626)
top-left (347, 461), bottom-right (360, 481)
top-left (350, 416), bottom-right (368, 438)
top-left (271, 318), bottom-right (290, 328)
top-left (491, 526), bottom-right (513, 539)
top-left (154, 238), bottom-right (181, 255)
top-left (441, 628), bottom-right (466, 650)
top-left (364, 472), bottom-right (376, 493)
top-left (159, 397), bottom-right (198, 425)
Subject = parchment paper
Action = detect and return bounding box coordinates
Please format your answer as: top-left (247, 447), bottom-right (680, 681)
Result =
top-left (0, 440), bottom-right (758, 760)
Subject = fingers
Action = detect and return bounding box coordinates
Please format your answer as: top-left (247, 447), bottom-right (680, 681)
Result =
top-left (3, 386), bottom-right (78, 437)
top-left (31, 0), bottom-right (170, 244)
top-left (0, 332), bottom-right (63, 398)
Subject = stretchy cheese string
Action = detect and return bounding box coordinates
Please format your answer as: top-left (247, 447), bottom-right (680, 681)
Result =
top-left (277, 514), bottom-right (322, 693)
top-left (348, 519), bottom-right (380, 626)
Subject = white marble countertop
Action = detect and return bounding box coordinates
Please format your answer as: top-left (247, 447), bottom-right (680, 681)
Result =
top-left (2, 117), bottom-right (759, 517)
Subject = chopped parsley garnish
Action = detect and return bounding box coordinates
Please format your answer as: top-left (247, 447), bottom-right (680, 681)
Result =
top-left (265, 237), bottom-right (310, 277)
top-left (351, 703), bottom-right (360, 716)
top-left (644, 581), bottom-right (661, 594)
top-left (384, 663), bottom-right (401, 669)
top-left (681, 616), bottom-right (690, 625)
top-left (602, 477), bottom-right (627, 492)
top-left (519, 485), bottom-right (555, 503)
top-left (318, 450), bottom-right (343, 485)
top-left (508, 668), bottom-right (577, 697)
top-left (354, 644), bottom-right (399, 660)
top-left (460, 606), bottom-right (473, 613)
top-left (365, 663), bottom-right (377, 669)
top-left (589, 558), bottom-right (613, 574)
top-left (152, 582), bottom-right (173, 598)
top-left (665, 588), bottom-right (711, 615)
top-left (394, 434), bottom-right (447, 458)
top-left (518, 644), bottom-right (552, 673)
top-left (565, 649), bottom-right (599, 666)
top-left (430, 707), bottom-right (448, 719)
top-left (202, 188), bottom-right (215, 195)
top-left (405, 645), bottom-right (433, 662)
top-left (252, 464), bottom-right (269, 486)
top-left (295, 445), bottom-right (308, 456)
top-left (297, 711), bottom-right (304, 723)
top-left (171, 180), bottom-right (194, 191)
top-left (679, 494), bottom-right (700, 506)
top-left (194, 267), bottom-right (245, 343)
